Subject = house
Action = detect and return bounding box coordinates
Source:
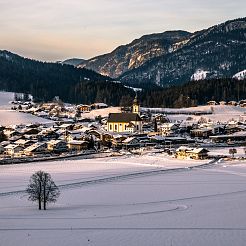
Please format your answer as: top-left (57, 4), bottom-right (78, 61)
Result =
top-left (91, 103), bottom-right (108, 110)
top-left (122, 137), bottom-right (140, 149)
top-left (24, 142), bottom-right (47, 155)
top-left (67, 140), bottom-right (89, 151)
top-left (37, 129), bottom-right (59, 141)
top-left (209, 131), bottom-right (246, 143)
top-left (107, 97), bottom-right (142, 133)
top-left (4, 144), bottom-right (24, 156)
top-left (160, 123), bottom-right (179, 136)
top-left (176, 146), bottom-right (209, 160)
top-left (14, 139), bottom-right (35, 148)
top-left (77, 104), bottom-right (91, 113)
top-left (228, 101), bottom-right (238, 106)
top-left (190, 128), bottom-right (213, 138)
top-left (47, 140), bottom-right (68, 152)
top-left (21, 128), bottom-right (40, 135)
top-left (58, 123), bottom-right (74, 131)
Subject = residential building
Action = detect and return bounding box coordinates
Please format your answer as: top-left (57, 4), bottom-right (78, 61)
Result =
top-left (176, 146), bottom-right (209, 160)
top-left (47, 140), bottom-right (68, 152)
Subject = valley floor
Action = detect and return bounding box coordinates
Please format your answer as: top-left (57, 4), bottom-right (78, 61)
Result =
top-left (1, 154), bottom-right (246, 246)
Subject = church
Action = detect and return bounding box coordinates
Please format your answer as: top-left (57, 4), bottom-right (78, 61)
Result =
top-left (107, 97), bottom-right (143, 133)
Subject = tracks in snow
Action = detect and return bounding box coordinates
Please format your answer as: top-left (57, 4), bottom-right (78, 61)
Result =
top-left (0, 158), bottom-right (219, 198)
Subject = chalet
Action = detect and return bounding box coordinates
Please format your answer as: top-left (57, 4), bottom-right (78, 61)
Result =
top-left (228, 101), bottom-right (238, 106)
top-left (190, 128), bottom-right (213, 138)
top-left (122, 137), bottom-right (140, 149)
top-left (111, 135), bottom-right (128, 148)
top-left (67, 140), bottom-right (89, 151)
top-left (77, 104), bottom-right (91, 112)
top-left (176, 146), bottom-right (209, 160)
top-left (37, 129), bottom-right (59, 141)
top-left (66, 132), bottom-right (85, 142)
top-left (24, 142), bottom-right (47, 155)
top-left (4, 144), bottom-right (24, 156)
top-left (14, 139), bottom-right (35, 148)
top-left (24, 128), bottom-right (40, 135)
top-left (3, 129), bottom-right (21, 138)
top-left (58, 123), bottom-right (74, 131)
top-left (47, 140), bottom-right (68, 152)
top-left (160, 123), bottom-right (179, 136)
top-left (239, 100), bottom-right (246, 107)
top-left (91, 103), bottom-right (108, 110)
top-left (210, 131), bottom-right (246, 143)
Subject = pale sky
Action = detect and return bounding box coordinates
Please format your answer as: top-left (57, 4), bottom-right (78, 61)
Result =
top-left (0, 0), bottom-right (245, 61)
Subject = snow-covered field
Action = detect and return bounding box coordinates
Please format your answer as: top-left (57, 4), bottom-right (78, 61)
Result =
top-left (0, 110), bottom-right (53, 126)
top-left (79, 104), bottom-right (246, 123)
top-left (0, 91), bottom-right (14, 109)
top-left (0, 92), bottom-right (53, 125)
top-left (81, 107), bottom-right (121, 119)
top-left (1, 154), bottom-right (246, 246)
top-left (143, 105), bottom-right (246, 123)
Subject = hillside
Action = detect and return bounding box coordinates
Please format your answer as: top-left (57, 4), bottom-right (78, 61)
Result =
top-left (138, 78), bottom-right (246, 108)
top-left (74, 17), bottom-right (246, 88)
top-left (120, 17), bottom-right (246, 87)
top-left (78, 31), bottom-right (191, 78)
top-left (0, 50), bottom-right (135, 105)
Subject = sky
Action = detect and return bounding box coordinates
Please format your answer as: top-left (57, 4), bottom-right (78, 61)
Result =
top-left (0, 0), bottom-right (245, 62)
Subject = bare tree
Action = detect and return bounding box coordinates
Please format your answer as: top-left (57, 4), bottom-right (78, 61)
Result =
top-left (26, 171), bottom-right (60, 210)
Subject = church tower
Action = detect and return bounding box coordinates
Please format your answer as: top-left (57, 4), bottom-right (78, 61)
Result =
top-left (132, 95), bottom-right (140, 114)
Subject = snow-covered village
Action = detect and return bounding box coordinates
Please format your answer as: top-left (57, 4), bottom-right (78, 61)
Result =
top-left (2, 91), bottom-right (246, 163)
top-left (1, 1), bottom-right (246, 245)
top-left (2, 89), bottom-right (246, 245)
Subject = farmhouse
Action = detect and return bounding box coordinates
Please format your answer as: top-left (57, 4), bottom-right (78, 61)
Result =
top-left (176, 146), bottom-right (209, 160)
top-left (47, 140), bottom-right (68, 152)
top-left (4, 144), bottom-right (24, 156)
top-left (24, 142), bottom-right (47, 155)
top-left (67, 140), bottom-right (89, 151)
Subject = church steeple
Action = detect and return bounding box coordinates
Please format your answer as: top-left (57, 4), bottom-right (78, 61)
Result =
top-left (132, 95), bottom-right (140, 114)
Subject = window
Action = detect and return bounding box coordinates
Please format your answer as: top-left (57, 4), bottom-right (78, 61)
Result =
top-left (136, 125), bottom-right (139, 130)
top-left (125, 125), bottom-right (127, 130)
top-left (109, 124), bottom-right (112, 130)
top-left (115, 124), bottom-right (117, 131)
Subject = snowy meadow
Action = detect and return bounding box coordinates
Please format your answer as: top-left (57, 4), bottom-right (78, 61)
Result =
top-left (1, 154), bottom-right (246, 246)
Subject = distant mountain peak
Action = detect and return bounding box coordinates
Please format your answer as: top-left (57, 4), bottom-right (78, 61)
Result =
top-left (61, 58), bottom-right (85, 67)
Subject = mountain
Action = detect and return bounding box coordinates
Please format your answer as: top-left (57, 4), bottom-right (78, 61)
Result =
top-left (78, 31), bottom-right (191, 78)
top-left (120, 17), bottom-right (246, 87)
top-left (61, 58), bottom-right (85, 67)
top-left (0, 50), bottom-right (135, 105)
top-left (76, 17), bottom-right (246, 88)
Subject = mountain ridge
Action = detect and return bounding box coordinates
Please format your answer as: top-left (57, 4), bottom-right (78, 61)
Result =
top-left (76, 17), bottom-right (246, 88)
top-left (78, 30), bottom-right (191, 78)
